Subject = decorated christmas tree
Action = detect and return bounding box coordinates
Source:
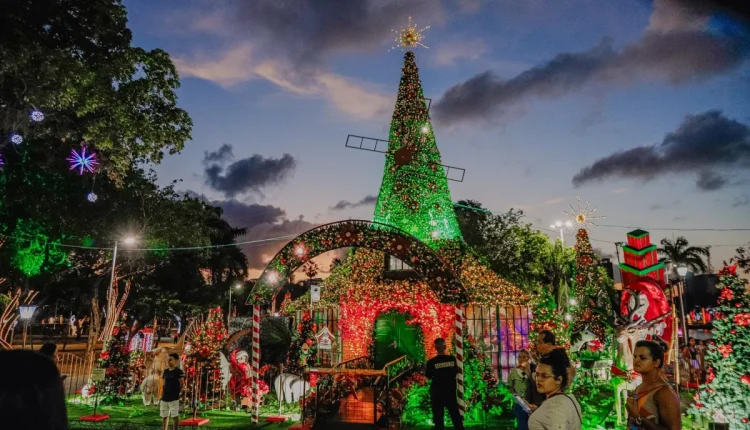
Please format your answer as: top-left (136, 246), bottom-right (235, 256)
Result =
top-left (96, 324), bottom-right (131, 398)
top-left (183, 307), bottom-right (227, 403)
top-left (371, 48), bottom-right (462, 244)
top-left (529, 287), bottom-right (570, 347)
top-left (570, 228), bottom-right (614, 340)
top-left (689, 265), bottom-right (750, 428)
top-left (286, 310), bottom-right (316, 375)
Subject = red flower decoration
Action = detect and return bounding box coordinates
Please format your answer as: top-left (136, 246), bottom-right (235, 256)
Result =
top-left (734, 313), bottom-right (750, 327)
top-left (743, 418), bottom-right (749, 424)
top-left (719, 288), bottom-right (734, 302)
top-left (695, 402), bottom-right (704, 408)
top-left (718, 344), bottom-right (733, 358)
top-left (718, 264), bottom-right (738, 277)
top-left (112, 327), bottom-right (120, 336)
top-left (99, 351), bottom-right (110, 360)
top-left (741, 375), bottom-right (750, 387)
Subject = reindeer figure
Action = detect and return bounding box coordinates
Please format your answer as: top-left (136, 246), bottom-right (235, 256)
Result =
top-left (612, 290), bottom-right (671, 425)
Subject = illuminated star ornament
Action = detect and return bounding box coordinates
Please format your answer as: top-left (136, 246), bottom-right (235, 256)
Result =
top-left (391, 16), bottom-right (430, 51)
top-left (563, 197), bottom-right (605, 230)
top-left (66, 147), bottom-right (99, 175)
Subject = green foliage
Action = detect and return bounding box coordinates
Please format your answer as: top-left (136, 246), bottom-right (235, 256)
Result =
top-left (530, 287), bottom-right (570, 347)
top-left (455, 200), bottom-right (561, 292)
top-left (570, 372), bottom-right (615, 429)
top-left (658, 236), bottom-right (710, 274)
top-left (1, 0), bottom-right (192, 179)
top-left (0, 0), bottom-right (246, 323)
top-left (689, 265), bottom-right (750, 428)
top-left (731, 243), bottom-right (749, 274)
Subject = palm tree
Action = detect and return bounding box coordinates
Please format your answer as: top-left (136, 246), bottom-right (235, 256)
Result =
top-left (658, 237), bottom-right (710, 274)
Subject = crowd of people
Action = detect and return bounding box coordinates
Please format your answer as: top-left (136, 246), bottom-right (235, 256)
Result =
top-left (503, 330), bottom-right (681, 430)
top-left (0, 331), bottom-right (685, 430)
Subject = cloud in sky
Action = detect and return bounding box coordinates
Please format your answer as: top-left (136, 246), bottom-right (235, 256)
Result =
top-left (329, 195), bottom-right (378, 211)
top-left (203, 143), bottom-right (234, 164)
top-left (202, 144), bottom-right (297, 198)
top-left (572, 110), bottom-right (750, 191)
top-left (732, 195), bottom-right (750, 207)
top-left (433, 39), bottom-right (488, 66)
top-left (433, 0), bottom-right (750, 126)
top-left (172, 0), bottom-right (443, 119)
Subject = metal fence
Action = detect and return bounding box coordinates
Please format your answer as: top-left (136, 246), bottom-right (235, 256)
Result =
top-left (289, 305), bottom-right (531, 382)
top-left (56, 352), bottom-right (93, 399)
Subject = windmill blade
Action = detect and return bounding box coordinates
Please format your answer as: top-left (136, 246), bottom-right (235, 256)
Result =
top-left (345, 134), bottom-right (466, 182)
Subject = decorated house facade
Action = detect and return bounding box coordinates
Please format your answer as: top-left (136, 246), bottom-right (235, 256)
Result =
top-left (250, 49), bottom-right (533, 382)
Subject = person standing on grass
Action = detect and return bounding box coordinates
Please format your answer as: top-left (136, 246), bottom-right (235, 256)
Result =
top-left (425, 338), bottom-right (464, 430)
top-left (161, 353), bottom-right (184, 430)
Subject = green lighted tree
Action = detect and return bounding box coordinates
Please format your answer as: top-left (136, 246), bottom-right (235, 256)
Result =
top-left (689, 265), bottom-right (750, 428)
top-left (530, 287), bottom-right (570, 346)
top-left (372, 51), bottom-right (462, 244)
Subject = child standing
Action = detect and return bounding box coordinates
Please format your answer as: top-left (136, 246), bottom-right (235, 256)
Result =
top-left (161, 353), bottom-right (184, 430)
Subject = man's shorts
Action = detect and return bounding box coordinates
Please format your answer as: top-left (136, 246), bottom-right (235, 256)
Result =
top-left (160, 400), bottom-right (179, 418)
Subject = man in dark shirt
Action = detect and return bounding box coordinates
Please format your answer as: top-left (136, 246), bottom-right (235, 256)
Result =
top-left (525, 330), bottom-right (556, 411)
top-left (425, 338), bottom-right (464, 430)
top-left (161, 353), bottom-right (184, 430)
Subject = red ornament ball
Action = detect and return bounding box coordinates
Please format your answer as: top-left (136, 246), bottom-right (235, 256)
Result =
top-left (741, 375), bottom-right (750, 386)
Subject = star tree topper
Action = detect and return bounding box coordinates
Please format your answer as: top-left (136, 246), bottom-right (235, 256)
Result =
top-left (563, 197), bottom-right (605, 230)
top-left (390, 16), bottom-right (430, 51)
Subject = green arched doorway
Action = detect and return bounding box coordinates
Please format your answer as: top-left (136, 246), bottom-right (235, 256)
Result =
top-left (373, 311), bottom-right (425, 369)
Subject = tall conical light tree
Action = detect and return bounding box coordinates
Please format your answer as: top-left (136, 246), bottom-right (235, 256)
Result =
top-left (372, 51), bottom-right (462, 245)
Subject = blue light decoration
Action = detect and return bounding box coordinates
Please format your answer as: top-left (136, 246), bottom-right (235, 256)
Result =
top-left (87, 192), bottom-right (98, 203)
top-left (30, 110), bottom-right (44, 122)
top-left (66, 147), bottom-right (99, 175)
top-left (10, 134), bottom-right (23, 145)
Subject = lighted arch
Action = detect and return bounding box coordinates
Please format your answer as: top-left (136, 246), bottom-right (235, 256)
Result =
top-left (251, 220), bottom-right (467, 304)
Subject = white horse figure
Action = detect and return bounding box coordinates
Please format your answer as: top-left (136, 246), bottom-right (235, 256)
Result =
top-left (274, 373), bottom-right (310, 404)
top-left (570, 327), bottom-right (598, 352)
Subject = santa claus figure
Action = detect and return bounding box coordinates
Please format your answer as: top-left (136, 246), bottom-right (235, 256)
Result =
top-left (229, 349), bottom-right (252, 398)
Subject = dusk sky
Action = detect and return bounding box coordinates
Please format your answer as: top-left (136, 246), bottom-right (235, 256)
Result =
top-left (121, 0), bottom-right (750, 277)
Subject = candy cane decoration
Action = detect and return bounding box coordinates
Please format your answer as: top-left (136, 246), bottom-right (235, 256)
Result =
top-left (454, 305), bottom-right (465, 416)
top-left (252, 305), bottom-right (261, 423)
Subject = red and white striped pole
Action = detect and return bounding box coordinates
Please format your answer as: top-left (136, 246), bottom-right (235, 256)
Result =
top-left (251, 305), bottom-right (261, 424)
top-left (454, 305), bottom-right (465, 416)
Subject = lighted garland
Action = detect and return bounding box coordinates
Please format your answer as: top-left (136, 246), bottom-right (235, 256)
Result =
top-left (251, 220), bottom-right (467, 304)
top-left (339, 287), bottom-right (454, 361)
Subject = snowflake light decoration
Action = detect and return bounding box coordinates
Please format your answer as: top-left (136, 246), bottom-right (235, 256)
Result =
top-left (563, 197), bottom-right (605, 230)
top-left (30, 110), bottom-right (44, 122)
top-left (87, 192), bottom-right (98, 203)
top-left (11, 134), bottom-right (23, 145)
top-left (391, 16), bottom-right (430, 51)
top-left (67, 147), bottom-right (99, 175)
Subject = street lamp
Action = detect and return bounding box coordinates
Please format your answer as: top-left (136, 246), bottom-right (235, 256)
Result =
top-left (19, 305), bottom-right (37, 350)
top-left (676, 265), bottom-right (689, 343)
top-left (549, 220), bottom-right (573, 246)
top-left (229, 283), bottom-right (242, 327)
top-left (106, 236), bottom-right (138, 299)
